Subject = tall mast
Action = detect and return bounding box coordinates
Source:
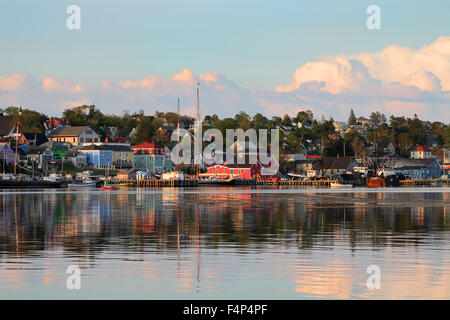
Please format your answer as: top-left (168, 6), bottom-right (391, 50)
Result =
top-left (176, 97), bottom-right (180, 172)
top-left (14, 124), bottom-right (19, 176)
top-left (177, 97), bottom-right (180, 132)
top-left (196, 83), bottom-right (200, 176)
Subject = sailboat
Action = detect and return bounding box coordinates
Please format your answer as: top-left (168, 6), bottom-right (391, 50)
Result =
top-left (101, 153), bottom-right (118, 190)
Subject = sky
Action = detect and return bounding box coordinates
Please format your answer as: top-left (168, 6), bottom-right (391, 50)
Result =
top-left (0, 0), bottom-right (449, 122)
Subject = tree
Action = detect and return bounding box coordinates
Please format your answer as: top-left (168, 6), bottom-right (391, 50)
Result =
top-left (348, 109), bottom-right (356, 125)
top-left (282, 114), bottom-right (292, 126)
top-left (295, 110), bottom-right (314, 126)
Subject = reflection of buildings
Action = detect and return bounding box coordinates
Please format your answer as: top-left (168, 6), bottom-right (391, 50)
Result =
top-left (1, 189), bottom-right (449, 298)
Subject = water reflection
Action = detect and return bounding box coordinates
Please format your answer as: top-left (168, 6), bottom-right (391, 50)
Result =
top-left (0, 187), bottom-right (449, 299)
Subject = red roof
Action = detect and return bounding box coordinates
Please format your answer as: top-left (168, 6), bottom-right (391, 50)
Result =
top-left (306, 154), bottom-right (322, 159)
top-left (413, 145), bottom-right (432, 152)
top-left (132, 141), bottom-right (162, 149)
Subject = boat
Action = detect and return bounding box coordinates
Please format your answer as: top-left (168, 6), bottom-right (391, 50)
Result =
top-left (101, 180), bottom-right (119, 190)
top-left (161, 171), bottom-right (184, 181)
top-left (330, 181), bottom-right (353, 188)
top-left (115, 182), bottom-right (134, 187)
top-left (0, 179), bottom-right (63, 188)
top-left (367, 176), bottom-right (386, 188)
top-left (68, 180), bottom-right (97, 187)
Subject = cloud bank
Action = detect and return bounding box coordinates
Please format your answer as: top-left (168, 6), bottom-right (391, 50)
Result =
top-left (1, 37), bottom-right (449, 122)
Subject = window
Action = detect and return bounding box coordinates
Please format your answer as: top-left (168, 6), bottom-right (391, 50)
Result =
top-left (86, 129), bottom-right (92, 135)
top-left (80, 138), bottom-right (84, 143)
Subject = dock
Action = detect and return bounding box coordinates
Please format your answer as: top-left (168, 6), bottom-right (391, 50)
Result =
top-left (123, 179), bottom-right (199, 188)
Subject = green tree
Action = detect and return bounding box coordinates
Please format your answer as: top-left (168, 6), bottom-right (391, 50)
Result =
top-left (347, 109), bottom-right (357, 125)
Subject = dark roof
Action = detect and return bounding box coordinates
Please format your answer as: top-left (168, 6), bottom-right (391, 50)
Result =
top-left (0, 116), bottom-right (15, 136)
top-left (79, 144), bottom-right (132, 152)
top-left (23, 133), bottom-right (48, 145)
top-left (26, 146), bottom-right (52, 155)
top-left (78, 144), bottom-right (106, 151)
top-left (49, 126), bottom-right (92, 137)
top-left (389, 158), bottom-right (439, 170)
top-left (321, 157), bottom-right (354, 170)
top-left (102, 145), bottom-right (132, 152)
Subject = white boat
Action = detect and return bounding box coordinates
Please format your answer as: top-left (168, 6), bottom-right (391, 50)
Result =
top-left (68, 180), bottom-right (97, 187)
top-left (161, 171), bottom-right (185, 181)
top-left (330, 182), bottom-right (353, 188)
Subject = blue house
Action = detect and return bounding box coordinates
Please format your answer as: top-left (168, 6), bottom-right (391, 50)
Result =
top-left (392, 158), bottom-right (442, 179)
top-left (79, 145), bottom-right (114, 169)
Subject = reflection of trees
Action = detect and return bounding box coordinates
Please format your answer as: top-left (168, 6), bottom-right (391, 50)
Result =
top-left (0, 190), bottom-right (449, 260)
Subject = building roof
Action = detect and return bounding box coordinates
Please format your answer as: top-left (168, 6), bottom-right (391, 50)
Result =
top-left (26, 146), bottom-right (52, 155)
top-left (79, 144), bottom-right (107, 151)
top-left (22, 133), bottom-right (48, 145)
top-left (321, 156), bottom-right (354, 170)
top-left (412, 145), bottom-right (432, 152)
top-left (388, 158), bottom-right (439, 170)
top-left (0, 143), bottom-right (13, 153)
top-left (132, 141), bottom-right (162, 149)
top-left (48, 126), bottom-right (92, 137)
top-left (208, 163), bottom-right (254, 169)
top-left (0, 116), bottom-right (15, 136)
top-left (101, 144), bottom-right (132, 152)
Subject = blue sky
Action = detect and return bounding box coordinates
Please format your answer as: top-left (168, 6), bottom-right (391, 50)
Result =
top-left (0, 1), bottom-right (449, 121)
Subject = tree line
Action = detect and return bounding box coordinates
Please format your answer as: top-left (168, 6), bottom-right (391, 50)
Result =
top-left (3, 105), bottom-right (449, 158)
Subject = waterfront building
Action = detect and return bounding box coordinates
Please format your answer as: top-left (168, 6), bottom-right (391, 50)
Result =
top-left (48, 126), bottom-right (100, 146)
top-left (390, 158), bottom-right (442, 179)
top-left (17, 133), bottom-right (48, 146)
top-left (442, 149), bottom-right (450, 176)
top-left (78, 144), bottom-right (113, 169)
top-left (319, 156), bottom-right (356, 176)
top-left (410, 145), bottom-right (434, 159)
top-left (25, 146), bottom-right (54, 167)
top-left (204, 163), bottom-right (258, 180)
top-left (65, 150), bottom-right (88, 168)
top-left (0, 143), bottom-right (14, 164)
top-left (132, 141), bottom-right (166, 174)
top-left (41, 140), bottom-right (68, 160)
top-left (102, 144), bottom-right (133, 169)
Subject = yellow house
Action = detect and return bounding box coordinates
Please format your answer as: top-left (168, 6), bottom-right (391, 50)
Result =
top-left (104, 144), bottom-right (134, 169)
top-left (48, 126), bottom-right (100, 146)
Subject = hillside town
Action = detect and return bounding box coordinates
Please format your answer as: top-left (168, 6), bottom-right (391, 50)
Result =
top-left (0, 105), bottom-right (449, 187)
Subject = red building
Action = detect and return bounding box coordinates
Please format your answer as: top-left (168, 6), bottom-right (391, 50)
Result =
top-left (204, 163), bottom-right (258, 180)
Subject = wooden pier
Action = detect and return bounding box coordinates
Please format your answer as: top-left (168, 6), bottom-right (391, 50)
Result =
top-left (123, 179), bottom-right (199, 188)
top-left (399, 179), bottom-right (450, 187)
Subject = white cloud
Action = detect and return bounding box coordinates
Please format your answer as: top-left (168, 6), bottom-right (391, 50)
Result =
top-left (0, 37), bottom-right (449, 122)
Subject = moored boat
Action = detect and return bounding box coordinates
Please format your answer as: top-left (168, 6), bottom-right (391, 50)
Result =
top-left (68, 180), bottom-right (97, 187)
top-left (101, 181), bottom-right (119, 190)
top-left (330, 181), bottom-right (353, 188)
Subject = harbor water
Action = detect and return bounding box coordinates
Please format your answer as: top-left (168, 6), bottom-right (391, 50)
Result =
top-left (0, 186), bottom-right (449, 299)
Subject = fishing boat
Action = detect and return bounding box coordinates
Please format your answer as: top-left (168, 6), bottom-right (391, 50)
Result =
top-left (68, 179), bottom-right (97, 187)
top-left (101, 181), bottom-right (119, 190)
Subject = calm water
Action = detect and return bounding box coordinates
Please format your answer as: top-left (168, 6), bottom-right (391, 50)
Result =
top-left (0, 187), bottom-right (449, 299)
